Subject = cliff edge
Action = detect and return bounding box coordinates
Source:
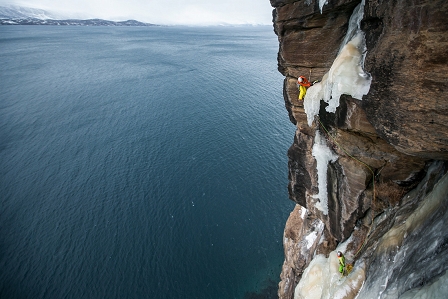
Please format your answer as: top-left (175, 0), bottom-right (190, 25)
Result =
top-left (270, 0), bottom-right (448, 298)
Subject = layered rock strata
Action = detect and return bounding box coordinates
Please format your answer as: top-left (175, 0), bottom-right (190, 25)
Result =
top-left (270, 0), bottom-right (448, 298)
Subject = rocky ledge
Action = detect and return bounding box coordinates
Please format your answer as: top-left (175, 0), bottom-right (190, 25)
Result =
top-left (270, 0), bottom-right (448, 298)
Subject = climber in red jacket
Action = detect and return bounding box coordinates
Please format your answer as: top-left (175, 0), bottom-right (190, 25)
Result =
top-left (297, 76), bottom-right (311, 100)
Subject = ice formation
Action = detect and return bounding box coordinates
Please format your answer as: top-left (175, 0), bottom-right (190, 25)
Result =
top-left (305, 231), bottom-right (318, 250)
top-left (338, 1), bottom-right (365, 54)
top-left (399, 271), bottom-right (448, 299)
top-left (356, 170), bottom-right (448, 298)
top-left (312, 131), bottom-right (338, 215)
top-left (300, 206), bottom-right (307, 219)
top-left (294, 251), bottom-right (365, 299)
top-left (319, 0), bottom-right (329, 13)
top-left (304, 1), bottom-right (371, 126)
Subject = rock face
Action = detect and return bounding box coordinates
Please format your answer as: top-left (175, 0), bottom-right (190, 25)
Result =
top-left (362, 0), bottom-right (448, 159)
top-left (270, 0), bottom-right (448, 298)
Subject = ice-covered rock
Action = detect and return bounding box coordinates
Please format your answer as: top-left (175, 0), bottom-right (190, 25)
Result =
top-left (312, 131), bottom-right (338, 215)
top-left (398, 271), bottom-right (448, 299)
top-left (304, 32), bottom-right (371, 126)
top-left (279, 205), bottom-right (327, 299)
top-left (294, 251), bottom-right (365, 299)
top-left (356, 164), bottom-right (448, 298)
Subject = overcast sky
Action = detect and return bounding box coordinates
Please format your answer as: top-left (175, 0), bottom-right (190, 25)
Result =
top-left (0, 0), bottom-right (275, 25)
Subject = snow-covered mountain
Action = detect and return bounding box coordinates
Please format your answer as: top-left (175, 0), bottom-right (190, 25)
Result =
top-left (0, 5), bottom-right (58, 20)
top-left (0, 5), bottom-right (156, 26)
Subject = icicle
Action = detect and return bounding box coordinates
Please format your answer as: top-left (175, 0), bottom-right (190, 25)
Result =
top-left (312, 131), bottom-right (338, 215)
top-left (338, 1), bottom-right (366, 54)
top-left (319, 0), bottom-right (329, 14)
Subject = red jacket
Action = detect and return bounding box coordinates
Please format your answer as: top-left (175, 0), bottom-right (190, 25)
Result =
top-left (297, 76), bottom-right (311, 87)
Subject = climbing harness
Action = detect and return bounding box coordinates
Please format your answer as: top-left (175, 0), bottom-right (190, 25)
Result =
top-left (297, 75), bottom-right (312, 100)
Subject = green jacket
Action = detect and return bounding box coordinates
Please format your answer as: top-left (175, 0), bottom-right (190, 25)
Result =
top-left (338, 255), bottom-right (346, 274)
top-left (338, 255), bottom-right (345, 267)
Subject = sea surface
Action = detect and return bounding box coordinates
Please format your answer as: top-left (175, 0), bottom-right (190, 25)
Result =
top-left (0, 25), bottom-right (295, 299)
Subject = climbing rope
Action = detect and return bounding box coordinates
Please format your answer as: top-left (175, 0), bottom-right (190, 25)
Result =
top-left (316, 116), bottom-right (376, 258)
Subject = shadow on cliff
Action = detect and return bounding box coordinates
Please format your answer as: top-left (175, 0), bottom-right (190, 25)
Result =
top-left (243, 279), bottom-right (278, 299)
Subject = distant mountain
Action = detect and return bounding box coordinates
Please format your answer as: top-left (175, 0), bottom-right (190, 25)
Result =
top-left (0, 5), bottom-right (59, 19)
top-left (0, 18), bottom-right (156, 26)
top-left (0, 6), bottom-right (156, 26)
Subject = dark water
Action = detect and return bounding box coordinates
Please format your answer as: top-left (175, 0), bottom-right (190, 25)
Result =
top-left (0, 25), bottom-right (295, 299)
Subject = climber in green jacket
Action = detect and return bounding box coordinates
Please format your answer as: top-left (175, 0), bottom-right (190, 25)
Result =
top-left (337, 251), bottom-right (346, 276)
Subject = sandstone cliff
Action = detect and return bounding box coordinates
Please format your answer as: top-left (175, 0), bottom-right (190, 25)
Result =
top-left (270, 0), bottom-right (448, 298)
